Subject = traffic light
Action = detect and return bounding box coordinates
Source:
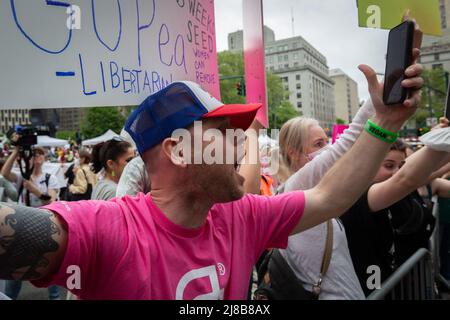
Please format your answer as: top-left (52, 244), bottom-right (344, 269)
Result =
top-left (236, 82), bottom-right (242, 96)
top-left (236, 81), bottom-right (246, 96)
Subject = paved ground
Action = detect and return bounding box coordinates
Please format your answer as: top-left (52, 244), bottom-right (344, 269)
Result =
top-left (17, 282), bottom-right (67, 300)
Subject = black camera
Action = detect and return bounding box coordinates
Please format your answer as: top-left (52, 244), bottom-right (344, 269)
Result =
top-left (7, 125), bottom-right (38, 149)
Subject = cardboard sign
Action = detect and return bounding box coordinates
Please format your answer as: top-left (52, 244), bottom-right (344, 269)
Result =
top-left (357, 0), bottom-right (442, 36)
top-left (243, 0), bottom-right (268, 128)
top-left (0, 0), bottom-right (220, 109)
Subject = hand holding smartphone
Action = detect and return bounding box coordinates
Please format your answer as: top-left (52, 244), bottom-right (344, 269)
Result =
top-left (383, 21), bottom-right (415, 105)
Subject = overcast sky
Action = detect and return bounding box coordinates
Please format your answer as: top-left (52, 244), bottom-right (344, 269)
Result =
top-left (214, 0), bottom-right (390, 102)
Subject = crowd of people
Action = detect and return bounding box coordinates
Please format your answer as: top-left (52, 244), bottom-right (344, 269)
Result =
top-left (0, 21), bottom-right (449, 301)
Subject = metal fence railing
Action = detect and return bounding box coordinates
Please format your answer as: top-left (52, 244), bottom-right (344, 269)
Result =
top-left (368, 199), bottom-right (448, 300)
top-left (367, 248), bottom-right (435, 300)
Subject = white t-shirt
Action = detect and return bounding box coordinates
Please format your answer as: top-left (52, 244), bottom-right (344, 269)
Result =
top-left (278, 99), bottom-right (375, 300)
top-left (16, 173), bottom-right (59, 208)
top-left (280, 219), bottom-right (364, 300)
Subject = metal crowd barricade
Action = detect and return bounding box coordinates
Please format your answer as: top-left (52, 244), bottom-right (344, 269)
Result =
top-left (368, 199), bottom-right (450, 300)
top-left (367, 248), bottom-right (435, 300)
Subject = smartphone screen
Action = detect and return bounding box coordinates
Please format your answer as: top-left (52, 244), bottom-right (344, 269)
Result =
top-left (383, 21), bottom-right (414, 105)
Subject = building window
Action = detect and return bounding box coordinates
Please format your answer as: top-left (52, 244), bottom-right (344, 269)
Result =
top-left (294, 62), bottom-right (299, 67)
top-left (296, 83), bottom-right (301, 89)
top-left (297, 93), bottom-right (302, 99)
top-left (293, 53), bottom-right (299, 60)
top-left (278, 55), bottom-right (283, 62)
top-left (281, 77), bottom-right (288, 82)
top-left (284, 55), bottom-right (288, 61)
top-left (293, 42), bottom-right (298, 49)
top-left (435, 53), bottom-right (440, 61)
top-left (432, 63), bottom-right (443, 69)
top-left (297, 102), bottom-right (302, 108)
top-left (284, 64), bottom-right (289, 69)
top-left (296, 74), bottom-right (300, 81)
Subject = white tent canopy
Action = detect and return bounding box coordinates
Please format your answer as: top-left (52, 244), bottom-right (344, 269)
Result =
top-left (82, 130), bottom-right (120, 146)
top-left (37, 135), bottom-right (68, 147)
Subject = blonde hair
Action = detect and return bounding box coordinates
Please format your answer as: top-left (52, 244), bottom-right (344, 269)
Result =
top-left (277, 117), bottom-right (319, 182)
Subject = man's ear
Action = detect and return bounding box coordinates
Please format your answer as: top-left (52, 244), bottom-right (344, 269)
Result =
top-left (161, 138), bottom-right (188, 168)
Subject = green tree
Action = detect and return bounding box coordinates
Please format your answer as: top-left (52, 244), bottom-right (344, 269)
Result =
top-left (218, 51), bottom-right (246, 104)
top-left (266, 72), bottom-right (299, 129)
top-left (269, 100), bottom-right (299, 130)
top-left (336, 118), bottom-right (346, 125)
top-left (56, 130), bottom-right (77, 140)
top-left (218, 51), bottom-right (298, 130)
top-left (414, 67), bottom-right (448, 127)
top-left (81, 107), bottom-right (126, 139)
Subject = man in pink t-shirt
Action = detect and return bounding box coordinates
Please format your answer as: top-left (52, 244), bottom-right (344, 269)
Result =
top-left (0, 70), bottom-right (424, 300)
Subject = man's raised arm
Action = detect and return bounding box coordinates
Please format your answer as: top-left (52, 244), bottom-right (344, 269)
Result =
top-left (0, 203), bottom-right (67, 281)
top-left (293, 55), bottom-right (423, 233)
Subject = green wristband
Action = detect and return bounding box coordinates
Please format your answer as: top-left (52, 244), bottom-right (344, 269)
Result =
top-left (364, 119), bottom-right (399, 143)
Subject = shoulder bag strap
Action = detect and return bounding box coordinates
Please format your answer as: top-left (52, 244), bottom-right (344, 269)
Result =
top-left (312, 219), bottom-right (334, 298)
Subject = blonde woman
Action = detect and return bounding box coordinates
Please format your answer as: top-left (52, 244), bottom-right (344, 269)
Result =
top-left (272, 99), bottom-right (374, 299)
top-left (68, 149), bottom-right (97, 201)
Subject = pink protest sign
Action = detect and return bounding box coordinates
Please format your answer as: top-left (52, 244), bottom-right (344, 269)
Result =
top-left (332, 125), bottom-right (349, 144)
top-left (243, 0), bottom-right (268, 128)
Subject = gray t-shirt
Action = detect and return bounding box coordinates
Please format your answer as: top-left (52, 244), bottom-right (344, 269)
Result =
top-left (91, 178), bottom-right (117, 201)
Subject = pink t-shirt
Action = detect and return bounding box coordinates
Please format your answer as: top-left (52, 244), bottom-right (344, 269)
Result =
top-left (32, 191), bottom-right (305, 300)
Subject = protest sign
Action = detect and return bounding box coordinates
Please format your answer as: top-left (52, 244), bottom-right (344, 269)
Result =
top-left (0, 0), bottom-right (220, 109)
top-left (243, 0), bottom-right (268, 128)
top-left (357, 0), bottom-right (442, 36)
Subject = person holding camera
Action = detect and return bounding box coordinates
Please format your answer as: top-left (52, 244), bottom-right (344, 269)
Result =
top-left (0, 147), bottom-right (61, 300)
top-left (1, 147), bottom-right (59, 206)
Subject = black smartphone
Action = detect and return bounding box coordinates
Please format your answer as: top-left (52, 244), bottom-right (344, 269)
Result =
top-left (383, 21), bottom-right (415, 105)
top-left (445, 79), bottom-right (450, 120)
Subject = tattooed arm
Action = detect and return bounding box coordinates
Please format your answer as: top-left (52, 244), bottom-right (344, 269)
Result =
top-left (0, 203), bottom-right (67, 281)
